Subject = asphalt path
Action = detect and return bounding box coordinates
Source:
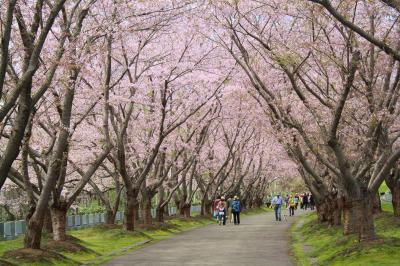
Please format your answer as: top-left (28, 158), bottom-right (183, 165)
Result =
top-left (103, 210), bottom-right (300, 266)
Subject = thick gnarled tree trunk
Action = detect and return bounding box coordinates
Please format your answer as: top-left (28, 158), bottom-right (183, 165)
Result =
top-left (50, 207), bottom-right (67, 241)
top-left (343, 191), bottom-right (375, 241)
top-left (315, 195), bottom-right (342, 227)
top-left (141, 195), bottom-right (153, 226)
top-left (123, 191), bottom-right (138, 231)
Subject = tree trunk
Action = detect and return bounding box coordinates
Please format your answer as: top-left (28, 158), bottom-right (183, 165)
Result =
top-left (123, 191), bottom-right (138, 231)
top-left (315, 200), bottom-right (328, 224)
top-left (141, 195), bottom-right (153, 226)
top-left (178, 200), bottom-right (186, 217)
top-left (44, 209), bottom-right (53, 233)
top-left (50, 207), bottom-right (67, 241)
top-left (201, 198), bottom-right (212, 216)
top-left (254, 197), bottom-right (263, 208)
top-left (24, 215), bottom-right (44, 249)
top-left (106, 209), bottom-right (116, 225)
top-left (164, 205), bottom-right (169, 217)
top-left (156, 206), bottom-right (164, 223)
top-left (314, 193), bottom-right (342, 227)
top-left (343, 198), bottom-right (359, 235)
top-left (358, 191), bottom-right (376, 241)
top-left (182, 203), bottom-right (191, 218)
top-left (343, 192), bottom-right (376, 241)
top-left (330, 199), bottom-right (342, 226)
top-left (372, 193), bottom-right (382, 214)
top-left (392, 185), bottom-right (400, 217)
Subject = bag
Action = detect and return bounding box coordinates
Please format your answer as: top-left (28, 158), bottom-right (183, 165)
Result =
top-left (232, 201), bottom-right (240, 212)
top-left (213, 210), bottom-right (218, 218)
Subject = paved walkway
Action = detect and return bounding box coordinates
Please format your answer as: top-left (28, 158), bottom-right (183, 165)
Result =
top-left (104, 210), bottom-right (301, 266)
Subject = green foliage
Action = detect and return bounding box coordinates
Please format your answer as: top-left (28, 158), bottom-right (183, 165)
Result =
top-left (75, 201), bottom-right (105, 215)
top-left (291, 207), bottom-right (400, 266)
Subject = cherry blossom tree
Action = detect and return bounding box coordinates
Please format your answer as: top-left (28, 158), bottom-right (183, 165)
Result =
top-left (208, 0), bottom-right (400, 240)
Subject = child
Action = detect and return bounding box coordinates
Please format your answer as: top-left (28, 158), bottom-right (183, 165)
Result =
top-left (217, 197), bottom-right (227, 225)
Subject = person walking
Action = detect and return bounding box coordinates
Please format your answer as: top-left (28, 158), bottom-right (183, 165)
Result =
top-left (213, 196), bottom-right (221, 221)
top-left (231, 195), bottom-right (241, 225)
top-left (309, 194), bottom-right (315, 210)
top-left (266, 196), bottom-right (272, 208)
top-left (216, 196), bottom-right (227, 225)
top-left (300, 194), bottom-right (304, 209)
top-left (271, 194), bottom-right (283, 221)
top-left (227, 196), bottom-right (233, 223)
top-left (294, 195), bottom-right (299, 210)
top-left (288, 195), bottom-right (295, 216)
top-left (303, 193), bottom-right (309, 210)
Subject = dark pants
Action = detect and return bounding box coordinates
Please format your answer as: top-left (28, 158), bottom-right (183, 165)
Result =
top-left (233, 212), bottom-right (240, 224)
top-left (289, 206), bottom-right (295, 216)
top-left (218, 210), bottom-right (226, 225)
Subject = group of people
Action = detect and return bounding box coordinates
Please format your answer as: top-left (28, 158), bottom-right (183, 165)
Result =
top-left (291, 193), bottom-right (315, 211)
top-left (269, 192), bottom-right (315, 221)
top-left (213, 195), bottom-right (241, 225)
top-left (211, 192), bottom-right (314, 225)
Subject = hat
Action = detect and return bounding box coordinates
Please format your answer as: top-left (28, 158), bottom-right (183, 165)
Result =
top-left (234, 195), bottom-right (238, 200)
top-left (221, 196), bottom-right (225, 200)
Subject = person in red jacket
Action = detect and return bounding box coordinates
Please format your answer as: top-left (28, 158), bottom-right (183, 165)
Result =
top-left (213, 196), bottom-right (221, 220)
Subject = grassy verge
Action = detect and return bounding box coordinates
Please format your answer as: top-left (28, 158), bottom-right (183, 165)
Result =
top-left (290, 201), bottom-right (400, 266)
top-left (0, 207), bottom-right (270, 265)
top-left (0, 216), bottom-right (213, 266)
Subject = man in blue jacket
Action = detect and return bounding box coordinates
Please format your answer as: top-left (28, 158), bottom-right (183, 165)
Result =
top-left (271, 194), bottom-right (283, 221)
top-left (231, 196), bottom-right (241, 225)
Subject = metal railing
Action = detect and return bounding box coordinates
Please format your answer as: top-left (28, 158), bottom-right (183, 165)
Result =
top-left (0, 205), bottom-right (202, 240)
top-left (381, 192), bottom-right (392, 202)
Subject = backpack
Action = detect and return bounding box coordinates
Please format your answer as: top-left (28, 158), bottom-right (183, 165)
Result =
top-left (232, 200), bottom-right (240, 212)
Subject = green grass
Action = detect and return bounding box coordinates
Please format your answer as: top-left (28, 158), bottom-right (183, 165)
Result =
top-left (0, 217), bottom-right (214, 266)
top-left (381, 200), bottom-right (393, 213)
top-left (379, 181), bottom-right (389, 194)
top-left (290, 203), bottom-right (400, 266)
top-left (0, 207), bottom-right (270, 265)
